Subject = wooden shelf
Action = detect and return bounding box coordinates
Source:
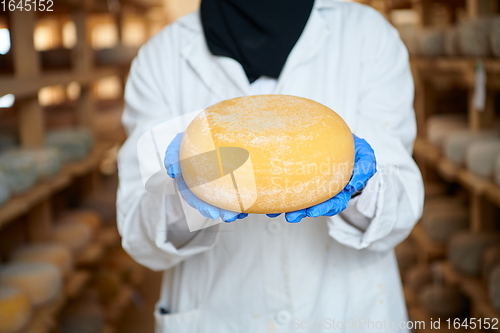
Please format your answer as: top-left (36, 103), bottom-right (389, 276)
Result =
top-left (438, 262), bottom-right (500, 321)
top-left (0, 174), bottom-right (71, 229)
top-left (411, 57), bottom-right (500, 89)
top-left (0, 142), bottom-right (114, 231)
top-left (0, 67), bottom-right (119, 98)
top-left (414, 137), bottom-right (500, 207)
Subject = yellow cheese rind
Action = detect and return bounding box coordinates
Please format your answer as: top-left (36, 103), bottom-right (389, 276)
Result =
top-left (0, 286), bottom-right (31, 333)
top-left (180, 95), bottom-right (354, 214)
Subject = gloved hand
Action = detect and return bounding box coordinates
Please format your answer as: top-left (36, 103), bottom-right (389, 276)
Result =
top-left (164, 132), bottom-right (249, 223)
top-left (267, 134), bottom-right (377, 223)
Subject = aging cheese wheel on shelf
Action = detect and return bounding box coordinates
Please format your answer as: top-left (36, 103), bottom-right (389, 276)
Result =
top-left (23, 148), bottom-right (62, 179)
top-left (458, 18), bottom-right (491, 57)
top-left (482, 245), bottom-right (500, 280)
top-left (490, 16), bottom-right (500, 57)
top-left (59, 210), bottom-right (102, 235)
top-left (422, 205), bottom-right (468, 244)
top-left (444, 130), bottom-right (498, 165)
top-left (465, 140), bottom-right (500, 179)
top-left (406, 266), bottom-right (433, 293)
top-left (420, 284), bottom-right (468, 318)
top-left (50, 221), bottom-right (92, 253)
top-left (180, 95), bottom-right (354, 214)
top-left (490, 265), bottom-right (500, 312)
top-left (418, 28), bottom-right (445, 56)
top-left (426, 114), bottom-right (467, 148)
top-left (45, 128), bottom-right (93, 163)
top-left (0, 262), bottom-right (62, 307)
top-left (449, 232), bottom-right (500, 276)
top-left (0, 171), bottom-right (10, 207)
top-left (0, 151), bottom-right (37, 194)
top-left (11, 243), bottom-right (73, 276)
top-left (0, 286), bottom-right (31, 333)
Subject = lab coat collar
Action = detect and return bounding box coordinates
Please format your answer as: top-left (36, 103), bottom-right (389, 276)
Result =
top-left (179, 0), bottom-right (334, 98)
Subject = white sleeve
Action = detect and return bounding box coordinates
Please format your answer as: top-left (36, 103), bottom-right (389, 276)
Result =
top-left (117, 30), bottom-right (219, 272)
top-left (327, 9), bottom-right (424, 252)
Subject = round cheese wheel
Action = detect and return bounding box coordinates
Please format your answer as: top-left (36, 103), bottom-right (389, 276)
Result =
top-left (458, 18), bottom-right (491, 57)
top-left (180, 95), bottom-right (354, 214)
top-left (426, 114), bottom-right (467, 148)
top-left (59, 210), bottom-right (102, 235)
top-left (11, 243), bottom-right (73, 276)
top-left (46, 128), bottom-right (93, 163)
top-left (490, 265), bottom-right (500, 312)
top-left (492, 16), bottom-right (500, 57)
top-left (420, 284), bottom-right (468, 318)
top-left (50, 222), bottom-right (92, 253)
top-left (466, 140), bottom-right (500, 179)
top-left (0, 263), bottom-right (62, 307)
top-left (449, 232), bottom-right (500, 276)
top-left (0, 151), bottom-right (37, 194)
top-left (418, 28), bottom-right (445, 56)
top-left (0, 286), bottom-right (31, 333)
top-left (22, 148), bottom-right (62, 179)
top-left (444, 130), bottom-right (498, 166)
top-left (422, 207), bottom-right (468, 244)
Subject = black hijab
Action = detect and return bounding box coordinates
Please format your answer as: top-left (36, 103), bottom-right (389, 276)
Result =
top-left (200, 0), bottom-right (315, 83)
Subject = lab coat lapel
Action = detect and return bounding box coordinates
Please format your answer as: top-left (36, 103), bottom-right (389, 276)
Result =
top-left (181, 33), bottom-right (249, 100)
top-left (276, 3), bottom-right (332, 93)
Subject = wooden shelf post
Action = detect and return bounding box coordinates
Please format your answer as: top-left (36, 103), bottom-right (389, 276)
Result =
top-left (10, 10), bottom-right (44, 148)
top-left (72, 8), bottom-right (95, 132)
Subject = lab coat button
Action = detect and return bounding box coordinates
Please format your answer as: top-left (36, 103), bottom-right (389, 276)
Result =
top-left (267, 221), bottom-right (281, 233)
top-left (275, 310), bottom-right (292, 325)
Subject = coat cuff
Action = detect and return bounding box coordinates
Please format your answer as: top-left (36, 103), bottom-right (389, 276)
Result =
top-left (327, 172), bottom-right (398, 250)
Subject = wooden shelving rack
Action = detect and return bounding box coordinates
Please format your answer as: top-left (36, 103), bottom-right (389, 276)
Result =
top-left (356, 0), bottom-right (500, 331)
top-left (0, 0), bottom-right (164, 331)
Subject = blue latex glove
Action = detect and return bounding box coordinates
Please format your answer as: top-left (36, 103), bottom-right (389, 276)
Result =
top-left (267, 134), bottom-right (377, 223)
top-left (164, 133), bottom-right (248, 223)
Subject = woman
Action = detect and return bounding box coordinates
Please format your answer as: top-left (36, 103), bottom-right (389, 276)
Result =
top-left (117, 0), bottom-right (424, 332)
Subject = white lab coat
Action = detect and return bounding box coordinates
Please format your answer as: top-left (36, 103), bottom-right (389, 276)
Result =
top-left (117, 0), bottom-right (424, 332)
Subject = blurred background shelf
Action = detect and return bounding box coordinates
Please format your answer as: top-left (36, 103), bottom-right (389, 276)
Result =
top-left (0, 1), bottom-right (200, 332)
